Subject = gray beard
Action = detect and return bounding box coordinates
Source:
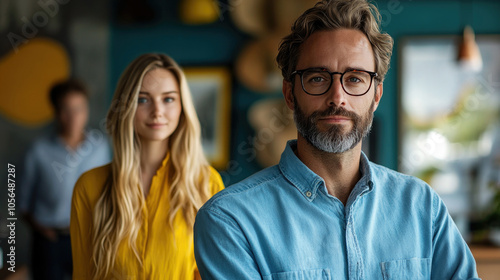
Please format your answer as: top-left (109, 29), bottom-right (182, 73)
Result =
top-left (293, 98), bottom-right (374, 154)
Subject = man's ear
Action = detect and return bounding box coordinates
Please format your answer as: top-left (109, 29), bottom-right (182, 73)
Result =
top-left (283, 79), bottom-right (295, 111)
top-left (373, 82), bottom-right (383, 112)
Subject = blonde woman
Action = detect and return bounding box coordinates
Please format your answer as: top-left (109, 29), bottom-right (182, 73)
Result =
top-left (70, 53), bottom-right (224, 279)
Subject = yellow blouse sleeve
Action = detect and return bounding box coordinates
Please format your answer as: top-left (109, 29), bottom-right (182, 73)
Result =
top-left (70, 172), bottom-right (95, 280)
top-left (193, 166), bottom-right (225, 279)
top-left (208, 166), bottom-right (225, 196)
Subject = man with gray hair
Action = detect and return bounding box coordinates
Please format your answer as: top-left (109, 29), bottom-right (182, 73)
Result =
top-left (194, 0), bottom-right (479, 279)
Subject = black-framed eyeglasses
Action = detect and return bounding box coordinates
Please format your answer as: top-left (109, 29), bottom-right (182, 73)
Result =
top-left (291, 67), bottom-right (378, 96)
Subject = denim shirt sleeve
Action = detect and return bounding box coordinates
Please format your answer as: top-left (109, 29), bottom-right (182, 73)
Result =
top-left (430, 191), bottom-right (480, 280)
top-left (194, 207), bottom-right (261, 280)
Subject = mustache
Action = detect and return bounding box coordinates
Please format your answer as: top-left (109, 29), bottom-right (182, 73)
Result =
top-left (309, 105), bottom-right (360, 122)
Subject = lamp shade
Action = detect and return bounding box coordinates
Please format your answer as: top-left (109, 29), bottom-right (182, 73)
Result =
top-left (457, 25), bottom-right (483, 72)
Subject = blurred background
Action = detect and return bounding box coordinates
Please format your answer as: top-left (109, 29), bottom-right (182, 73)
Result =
top-left (0, 0), bottom-right (500, 279)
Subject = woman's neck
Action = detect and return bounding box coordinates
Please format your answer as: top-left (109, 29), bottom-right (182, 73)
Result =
top-left (139, 138), bottom-right (169, 196)
top-left (140, 139), bottom-right (169, 174)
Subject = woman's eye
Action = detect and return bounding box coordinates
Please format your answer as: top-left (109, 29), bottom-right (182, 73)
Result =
top-left (138, 97), bottom-right (148, 104)
top-left (164, 97), bottom-right (175, 103)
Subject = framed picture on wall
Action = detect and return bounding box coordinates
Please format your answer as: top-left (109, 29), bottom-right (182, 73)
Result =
top-left (184, 67), bottom-right (232, 169)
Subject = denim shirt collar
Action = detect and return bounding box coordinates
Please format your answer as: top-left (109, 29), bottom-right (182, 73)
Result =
top-left (53, 130), bottom-right (90, 152)
top-left (279, 140), bottom-right (374, 202)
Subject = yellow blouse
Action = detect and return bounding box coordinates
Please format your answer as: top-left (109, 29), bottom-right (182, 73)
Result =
top-left (70, 155), bottom-right (224, 280)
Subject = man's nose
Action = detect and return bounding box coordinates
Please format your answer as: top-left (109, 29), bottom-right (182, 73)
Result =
top-left (325, 74), bottom-right (346, 107)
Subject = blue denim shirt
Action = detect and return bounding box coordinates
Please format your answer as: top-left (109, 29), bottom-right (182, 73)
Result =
top-left (194, 140), bottom-right (479, 280)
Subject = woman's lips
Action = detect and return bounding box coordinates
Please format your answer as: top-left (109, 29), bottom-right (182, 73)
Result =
top-left (146, 123), bottom-right (167, 128)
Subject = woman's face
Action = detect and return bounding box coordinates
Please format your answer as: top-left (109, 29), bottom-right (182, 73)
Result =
top-left (134, 68), bottom-right (182, 143)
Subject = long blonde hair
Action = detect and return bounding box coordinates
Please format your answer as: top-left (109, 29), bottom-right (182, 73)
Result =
top-left (91, 53), bottom-right (211, 279)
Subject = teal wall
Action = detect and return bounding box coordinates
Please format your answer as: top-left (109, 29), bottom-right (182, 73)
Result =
top-left (109, 0), bottom-right (500, 185)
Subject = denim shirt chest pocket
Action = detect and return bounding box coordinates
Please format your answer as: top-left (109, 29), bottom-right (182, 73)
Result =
top-left (380, 258), bottom-right (431, 280)
top-left (263, 269), bottom-right (331, 280)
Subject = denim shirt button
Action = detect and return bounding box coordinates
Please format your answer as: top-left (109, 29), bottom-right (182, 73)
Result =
top-left (306, 191), bottom-right (312, 197)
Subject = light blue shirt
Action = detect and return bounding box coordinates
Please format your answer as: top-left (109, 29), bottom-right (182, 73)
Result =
top-left (194, 140), bottom-right (479, 280)
top-left (19, 129), bottom-right (111, 228)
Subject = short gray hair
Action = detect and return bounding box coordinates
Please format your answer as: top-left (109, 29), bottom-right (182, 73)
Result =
top-left (276, 0), bottom-right (394, 82)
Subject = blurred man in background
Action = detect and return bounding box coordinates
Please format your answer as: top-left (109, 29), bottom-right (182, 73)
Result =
top-left (19, 79), bottom-right (110, 280)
